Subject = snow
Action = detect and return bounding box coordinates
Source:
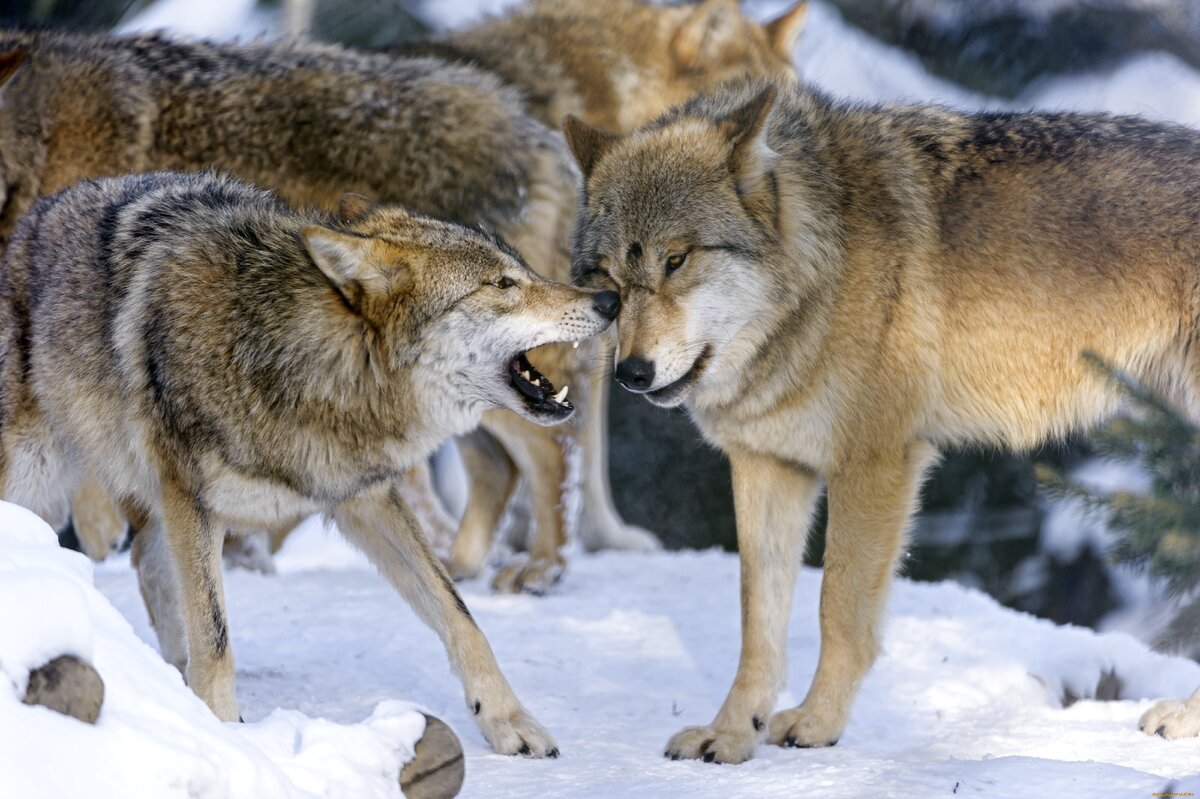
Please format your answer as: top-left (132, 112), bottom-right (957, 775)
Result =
top-left (81, 523), bottom-right (1200, 797)
top-left (9, 0), bottom-right (1200, 796)
top-left (0, 502), bottom-right (426, 799)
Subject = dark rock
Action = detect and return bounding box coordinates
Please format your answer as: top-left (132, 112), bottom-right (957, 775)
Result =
top-left (399, 714), bottom-right (465, 799)
top-left (23, 654), bottom-right (104, 724)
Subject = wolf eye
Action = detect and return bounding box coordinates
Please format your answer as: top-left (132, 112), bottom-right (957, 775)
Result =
top-left (492, 276), bottom-right (517, 289)
top-left (665, 252), bottom-right (688, 274)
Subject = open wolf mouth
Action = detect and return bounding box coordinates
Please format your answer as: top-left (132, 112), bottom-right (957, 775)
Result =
top-left (508, 351), bottom-right (573, 421)
top-left (645, 345), bottom-right (713, 406)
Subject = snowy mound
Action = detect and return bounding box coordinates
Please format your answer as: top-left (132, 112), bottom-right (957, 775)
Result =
top-left (0, 502), bottom-right (424, 799)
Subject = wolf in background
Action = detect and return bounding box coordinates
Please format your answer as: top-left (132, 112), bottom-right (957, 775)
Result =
top-left (412, 0), bottom-right (811, 591)
top-left (566, 77), bottom-right (1200, 761)
top-left (0, 170), bottom-right (619, 752)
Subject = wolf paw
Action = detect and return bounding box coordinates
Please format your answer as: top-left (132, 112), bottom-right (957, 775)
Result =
top-left (442, 553), bottom-right (482, 582)
top-left (768, 705), bottom-right (843, 749)
top-left (1140, 698), bottom-right (1200, 739)
top-left (221, 533), bottom-right (276, 575)
top-left (491, 556), bottom-right (564, 595)
top-left (664, 724), bottom-right (757, 764)
top-left (581, 519), bottom-right (662, 553)
top-left (476, 707), bottom-right (559, 758)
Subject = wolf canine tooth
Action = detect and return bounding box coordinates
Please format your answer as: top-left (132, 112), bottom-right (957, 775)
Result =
top-left (554, 386), bottom-right (569, 402)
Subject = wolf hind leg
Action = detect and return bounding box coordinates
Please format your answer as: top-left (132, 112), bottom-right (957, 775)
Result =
top-left (334, 482), bottom-right (557, 757)
top-left (131, 518), bottom-right (189, 674)
top-left (575, 336), bottom-right (660, 553)
top-left (482, 409), bottom-right (570, 595)
top-left (394, 461), bottom-right (459, 557)
top-left (70, 473), bottom-right (128, 560)
top-left (0, 409), bottom-right (75, 531)
top-left (444, 429), bottom-right (519, 581)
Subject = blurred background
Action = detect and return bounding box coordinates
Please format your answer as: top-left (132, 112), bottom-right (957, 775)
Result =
top-left (4, 0), bottom-right (1198, 653)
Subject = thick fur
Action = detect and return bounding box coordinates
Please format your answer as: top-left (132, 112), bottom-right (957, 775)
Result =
top-left (408, 0), bottom-right (810, 591)
top-left (0, 26), bottom-right (577, 564)
top-left (0, 171), bottom-right (616, 753)
top-left (567, 76), bottom-right (1200, 761)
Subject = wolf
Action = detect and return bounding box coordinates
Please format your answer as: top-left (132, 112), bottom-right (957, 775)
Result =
top-left (0, 27), bottom-right (577, 571)
top-left (565, 76), bottom-right (1200, 762)
top-left (407, 0), bottom-right (811, 591)
top-left (0, 170), bottom-right (619, 753)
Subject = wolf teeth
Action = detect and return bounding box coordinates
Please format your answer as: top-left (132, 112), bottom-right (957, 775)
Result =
top-left (521, 370), bottom-right (531, 381)
top-left (554, 385), bottom-right (569, 403)
top-left (572, 341), bottom-right (579, 349)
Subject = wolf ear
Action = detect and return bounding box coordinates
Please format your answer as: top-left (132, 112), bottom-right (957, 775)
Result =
top-left (337, 192), bottom-right (377, 224)
top-left (716, 87), bottom-right (778, 205)
top-left (563, 115), bottom-right (622, 178)
top-left (0, 45), bottom-right (28, 91)
top-left (673, 0), bottom-right (740, 71)
top-left (765, 2), bottom-right (808, 60)
top-left (302, 226), bottom-right (396, 301)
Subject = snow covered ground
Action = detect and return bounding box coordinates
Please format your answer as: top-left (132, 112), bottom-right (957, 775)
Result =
top-left (86, 522), bottom-right (1200, 798)
top-left (9, 1), bottom-right (1200, 797)
top-left (0, 503), bottom-right (426, 799)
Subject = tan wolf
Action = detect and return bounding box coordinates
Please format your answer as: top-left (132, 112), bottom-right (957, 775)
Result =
top-left (410, 0), bottom-right (811, 591)
top-left (565, 76), bottom-right (1200, 762)
top-left (0, 170), bottom-right (619, 753)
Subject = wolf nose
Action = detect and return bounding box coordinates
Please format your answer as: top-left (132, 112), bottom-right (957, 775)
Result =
top-left (615, 357), bottom-right (655, 392)
top-left (592, 290), bottom-right (621, 320)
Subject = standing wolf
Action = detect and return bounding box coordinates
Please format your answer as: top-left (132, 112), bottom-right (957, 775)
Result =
top-left (412, 0), bottom-right (810, 589)
top-left (0, 170), bottom-right (618, 752)
top-left (566, 77), bottom-right (1200, 762)
top-left (0, 0), bottom-right (810, 592)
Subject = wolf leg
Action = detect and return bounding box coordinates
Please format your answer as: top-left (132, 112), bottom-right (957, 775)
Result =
top-left (1140, 684), bottom-right (1200, 739)
top-left (70, 473), bottom-right (128, 561)
top-left (483, 412), bottom-right (570, 595)
top-left (394, 461), bottom-right (459, 557)
top-left (768, 441), bottom-right (937, 749)
top-left (666, 452), bottom-right (820, 764)
top-left (444, 429), bottom-right (519, 580)
top-left (575, 338), bottom-right (660, 553)
top-left (131, 519), bottom-right (189, 673)
top-left (334, 482), bottom-right (558, 757)
top-left (159, 480), bottom-right (240, 721)
top-left (0, 409), bottom-right (73, 531)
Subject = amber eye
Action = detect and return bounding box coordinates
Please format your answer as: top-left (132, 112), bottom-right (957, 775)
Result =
top-left (665, 252), bottom-right (687, 274)
top-left (493, 276), bottom-right (517, 289)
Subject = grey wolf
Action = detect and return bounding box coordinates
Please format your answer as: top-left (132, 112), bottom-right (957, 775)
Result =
top-left (0, 170), bottom-right (618, 753)
top-left (566, 77), bottom-right (1200, 761)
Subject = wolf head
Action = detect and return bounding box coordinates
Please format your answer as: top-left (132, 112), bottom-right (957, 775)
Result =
top-left (557, 0), bottom-right (808, 129)
top-left (303, 194), bottom-right (619, 426)
top-left (566, 84), bottom-right (810, 409)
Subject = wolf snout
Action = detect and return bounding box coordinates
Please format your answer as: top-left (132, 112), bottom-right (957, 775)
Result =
top-left (592, 290), bottom-right (621, 320)
top-left (615, 356), bottom-right (655, 392)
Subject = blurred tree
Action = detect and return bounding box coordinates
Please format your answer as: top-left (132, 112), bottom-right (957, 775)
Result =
top-left (1040, 353), bottom-right (1200, 651)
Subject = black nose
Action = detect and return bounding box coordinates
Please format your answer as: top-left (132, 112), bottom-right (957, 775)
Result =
top-left (615, 357), bottom-right (655, 392)
top-left (593, 290), bottom-right (621, 320)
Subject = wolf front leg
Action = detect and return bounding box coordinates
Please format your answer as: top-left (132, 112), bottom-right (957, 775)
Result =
top-left (666, 451), bottom-right (820, 764)
top-left (334, 482), bottom-right (558, 757)
top-left (1140, 684), bottom-right (1200, 739)
top-left (768, 441), bottom-right (937, 749)
top-left (160, 480), bottom-right (240, 721)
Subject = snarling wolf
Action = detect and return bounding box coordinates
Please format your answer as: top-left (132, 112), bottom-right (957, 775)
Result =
top-left (0, 171), bottom-right (618, 753)
top-left (407, 0), bottom-right (810, 591)
top-left (567, 76), bottom-right (1200, 761)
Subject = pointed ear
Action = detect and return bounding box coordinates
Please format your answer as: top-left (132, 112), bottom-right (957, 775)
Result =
top-left (337, 192), bottom-right (377, 224)
top-left (302, 226), bottom-right (394, 298)
top-left (765, 2), bottom-right (808, 60)
top-left (716, 86), bottom-right (777, 170)
top-left (672, 0), bottom-right (740, 71)
top-left (0, 45), bottom-right (27, 91)
top-left (563, 115), bottom-right (622, 178)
